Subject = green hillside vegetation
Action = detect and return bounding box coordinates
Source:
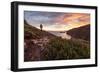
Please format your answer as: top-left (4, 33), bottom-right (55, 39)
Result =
top-left (41, 37), bottom-right (90, 60)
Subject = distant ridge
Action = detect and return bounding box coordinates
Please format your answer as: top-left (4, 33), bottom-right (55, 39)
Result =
top-left (67, 25), bottom-right (90, 41)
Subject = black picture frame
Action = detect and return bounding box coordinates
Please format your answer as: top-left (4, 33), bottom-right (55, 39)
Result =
top-left (11, 1), bottom-right (98, 72)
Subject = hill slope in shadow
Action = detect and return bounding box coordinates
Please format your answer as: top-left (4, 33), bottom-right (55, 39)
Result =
top-left (67, 25), bottom-right (90, 41)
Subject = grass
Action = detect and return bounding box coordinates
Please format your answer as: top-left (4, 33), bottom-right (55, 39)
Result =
top-left (41, 37), bottom-right (90, 60)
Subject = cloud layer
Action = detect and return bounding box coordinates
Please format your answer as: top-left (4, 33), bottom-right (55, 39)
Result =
top-left (24, 11), bottom-right (90, 31)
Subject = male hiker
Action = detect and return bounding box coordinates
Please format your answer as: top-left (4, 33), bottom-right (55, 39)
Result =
top-left (40, 24), bottom-right (43, 31)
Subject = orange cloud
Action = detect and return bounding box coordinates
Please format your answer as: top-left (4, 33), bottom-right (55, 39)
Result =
top-left (54, 13), bottom-right (90, 31)
top-left (56, 13), bottom-right (90, 24)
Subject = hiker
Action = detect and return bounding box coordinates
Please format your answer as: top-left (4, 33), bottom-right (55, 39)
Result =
top-left (40, 24), bottom-right (43, 31)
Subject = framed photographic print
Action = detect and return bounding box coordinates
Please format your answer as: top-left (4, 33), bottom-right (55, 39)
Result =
top-left (11, 1), bottom-right (97, 71)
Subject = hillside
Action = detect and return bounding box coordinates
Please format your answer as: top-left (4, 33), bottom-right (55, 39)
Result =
top-left (24, 20), bottom-right (90, 61)
top-left (67, 25), bottom-right (90, 41)
top-left (24, 20), bottom-right (56, 40)
top-left (24, 20), bottom-right (56, 61)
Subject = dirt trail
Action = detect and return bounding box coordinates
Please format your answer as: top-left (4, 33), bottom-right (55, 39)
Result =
top-left (24, 37), bottom-right (50, 61)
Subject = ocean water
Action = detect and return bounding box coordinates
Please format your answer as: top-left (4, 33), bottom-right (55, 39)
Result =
top-left (49, 31), bottom-right (71, 39)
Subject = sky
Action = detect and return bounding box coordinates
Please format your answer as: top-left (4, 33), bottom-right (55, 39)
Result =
top-left (24, 11), bottom-right (90, 31)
